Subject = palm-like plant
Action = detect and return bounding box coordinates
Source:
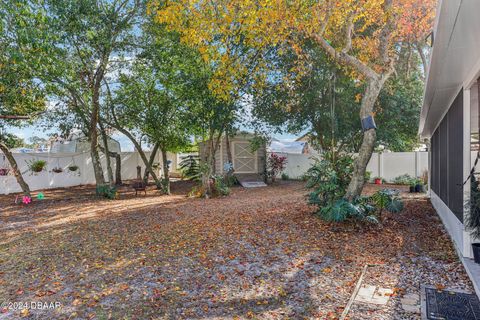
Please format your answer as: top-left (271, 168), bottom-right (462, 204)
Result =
top-left (179, 155), bottom-right (200, 181)
top-left (371, 189), bottom-right (404, 221)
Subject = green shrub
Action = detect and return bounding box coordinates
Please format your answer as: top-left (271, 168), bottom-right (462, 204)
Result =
top-left (179, 155), bottom-right (200, 181)
top-left (408, 178), bottom-right (423, 188)
top-left (370, 189), bottom-right (404, 220)
top-left (305, 152), bottom-right (353, 210)
top-left (212, 175), bottom-right (230, 196)
top-left (365, 171), bottom-right (372, 183)
top-left (305, 152), bottom-right (404, 224)
top-left (466, 175), bottom-right (480, 238)
top-left (318, 198), bottom-right (378, 223)
top-left (224, 174), bottom-right (238, 187)
top-left (281, 173), bottom-right (289, 180)
top-left (96, 185), bottom-right (117, 199)
top-left (187, 185), bottom-right (204, 198)
top-left (392, 174), bottom-right (414, 185)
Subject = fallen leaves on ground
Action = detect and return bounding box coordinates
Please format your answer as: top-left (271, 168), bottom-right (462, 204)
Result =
top-left (0, 181), bottom-right (473, 319)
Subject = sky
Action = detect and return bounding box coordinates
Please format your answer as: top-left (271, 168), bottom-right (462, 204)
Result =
top-left (9, 94), bottom-right (303, 151)
top-left (11, 123), bottom-right (301, 152)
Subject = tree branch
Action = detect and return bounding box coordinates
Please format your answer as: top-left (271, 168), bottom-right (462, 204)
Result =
top-left (342, 16), bottom-right (354, 54)
top-left (378, 0), bottom-right (394, 65)
top-left (0, 115), bottom-right (31, 120)
top-left (313, 34), bottom-right (378, 80)
top-left (415, 43), bottom-right (428, 81)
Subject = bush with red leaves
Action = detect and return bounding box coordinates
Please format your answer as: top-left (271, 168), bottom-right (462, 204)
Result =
top-left (267, 153), bottom-right (288, 183)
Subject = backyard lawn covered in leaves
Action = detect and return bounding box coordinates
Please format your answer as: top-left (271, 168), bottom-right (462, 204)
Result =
top-left (0, 181), bottom-right (473, 319)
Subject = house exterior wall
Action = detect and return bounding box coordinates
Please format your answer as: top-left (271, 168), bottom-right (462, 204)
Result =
top-left (427, 87), bottom-right (473, 259)
top-left (419, 0), bottom-right (480, 295)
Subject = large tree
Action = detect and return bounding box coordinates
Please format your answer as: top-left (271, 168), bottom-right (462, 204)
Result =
top-left (39, 0), bottom-right (141, 186)
top-left (150, 1), bottom-right (275, 196)
top-left (307, 0), bottom-right (434, 198)
top-left (153, 0), bottom-right (435, 198)
top-left (114, 60), bottom-right (191, 194)
top-left (103, 24), bottom-right (196, 191)
top-left (252, 39), bottom-right (424, 153)
top-left (0, 0), bottom-right (46, 196)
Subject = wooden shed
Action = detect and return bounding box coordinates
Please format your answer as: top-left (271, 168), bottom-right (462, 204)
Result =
top-left (198, 132), bottom-right (267, 176)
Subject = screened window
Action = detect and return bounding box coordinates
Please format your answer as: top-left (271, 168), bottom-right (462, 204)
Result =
top-left (430, 90), bottom-right (464, 222)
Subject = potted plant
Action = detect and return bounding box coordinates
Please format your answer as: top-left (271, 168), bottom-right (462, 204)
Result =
top-left (409, 179), bottom-right (416, 193)
top-left (410, 178), bottom-right (424, 192)
top-left (68, 164), bottom-right (79, 172)
top-left (52, 167), bottom-right (63, 173)
top-left (413, 178), bottom-right (424, 193)
top-left (408, 178), bottom-right (417, 193)
top-left (466, 175), bottom-right (480, 263)
top-left (26, 159), bottom-right (47, 173)
top-left (374, 177), bottom-right (382, 185)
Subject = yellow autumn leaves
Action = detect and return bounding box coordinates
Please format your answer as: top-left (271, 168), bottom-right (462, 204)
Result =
top-left (149, 0), bottom-right (435, 101)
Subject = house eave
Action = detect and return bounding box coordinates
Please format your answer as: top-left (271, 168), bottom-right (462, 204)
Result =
top-left (419, 0), bottom-right (480, 138)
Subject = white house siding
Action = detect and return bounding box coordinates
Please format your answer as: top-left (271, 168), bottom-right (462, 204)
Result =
top-left (430, 190), bottom-right (468, 257)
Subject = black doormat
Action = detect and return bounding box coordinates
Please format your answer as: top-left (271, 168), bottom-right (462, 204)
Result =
top-left (423, 287), bottom-right (480, 320)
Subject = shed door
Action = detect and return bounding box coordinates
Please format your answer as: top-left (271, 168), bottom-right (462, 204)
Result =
top-left (233, 142), bottom-right (257, 173)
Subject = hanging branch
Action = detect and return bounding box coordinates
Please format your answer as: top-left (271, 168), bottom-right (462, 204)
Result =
top-left (0, 109), bottom-right (46, 120)
top-left (0, 115), bottom-right (34, 120)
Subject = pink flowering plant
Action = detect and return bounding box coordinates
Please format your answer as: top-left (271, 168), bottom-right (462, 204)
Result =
top-left (266, 153), bottom-right (287, 183)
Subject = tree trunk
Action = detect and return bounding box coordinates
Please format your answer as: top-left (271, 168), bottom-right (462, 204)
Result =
top-left (104, 110), bottom-right (161, 187)
top-left (90, 78), bottom-right (106, 186)
top-left (144, 143), bottom-right (160, 183)
top-left (114, 153), bottom-right (122, 185)
top-left (99, 124), bottom-right (114, 186)
top-left (345, 78), bottom-right (385, 200)
top-left (98, 145), bottom-right (122, 186)
top-left (0, 141), bottom-right (31, 196)
top-left (114, 127), bottom-right (162, 188)
top-left (416, 44), bottom-right (428, 81)
top-left (161, 147), bottom-right (170, 195)
top-left (201, 137), bottom-right (218, 198)
top-left (202, 152), bottom-right (215, 198)
top-left (225, 133), bottom-right (234, 176)
top-left (90, 137), bottom-right (105, 186)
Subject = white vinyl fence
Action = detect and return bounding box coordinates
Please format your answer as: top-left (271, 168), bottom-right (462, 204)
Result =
top-left (0, 151), bottom-right (179, 195)
top-left (274, 151), bottom-right (429, 181)
top-left (1, 150), bottom-right (429, 194)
